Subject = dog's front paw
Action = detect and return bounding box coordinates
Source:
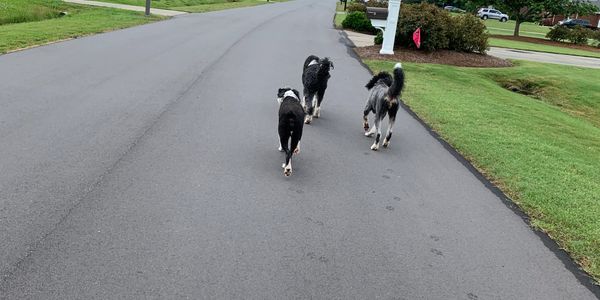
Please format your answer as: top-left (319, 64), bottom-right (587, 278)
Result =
top-left (304, 116), bottom-right (312, 124)
top-left (363, 123), bottom-right (370, 132)
top-left (382, 139), bottom-right (390, 148)
top-left (284, 167), bottom-right (292, 177)
top-left (314, 108), bottom-right (320, 118)
top-left (278, 146), bottom-right (283, 152)
top-left (370, 143), bottom-right (379, 151)
top-left (293, 147), bottom-right (300, 154)
top-left (365, 131), bottom-right (374, 137)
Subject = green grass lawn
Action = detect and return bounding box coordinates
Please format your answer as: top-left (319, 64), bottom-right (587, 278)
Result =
top-left (334, 2), bottom-right (348, 28)
top-left (0, 1), bottom-right (163, 54)
top-left (484, 19), bottom-right (550, 39)
top-left (490, 38), bottom-right (600, 59)
top-left (365, 59), bottom-right (600, 282)
top-left (99, 0), bottom-right (286, 13)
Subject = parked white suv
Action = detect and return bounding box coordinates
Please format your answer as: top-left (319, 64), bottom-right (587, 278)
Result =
top-left (477, 8), bottom-right (509, 22)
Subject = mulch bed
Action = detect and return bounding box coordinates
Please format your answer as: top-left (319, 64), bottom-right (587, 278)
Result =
top-left (491, 34), bottom-right (600, 53)
top-left (355, 45), bottom-right (513, 68)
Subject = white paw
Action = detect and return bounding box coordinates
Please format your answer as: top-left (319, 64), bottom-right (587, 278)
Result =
top-left (365, 131), bottom-right (374, 137)
top-left (314, 108), bottom-right (320, 118)
top-left (382, 139), bottom-right (390, 148)
top-left (282, 163), bottom-right (286, 168)
top-left (278, 146), bottom-right (283, 152)
top-left (371, 143), bottom-right (379, 151)
top-left (284, 167), bottom-right (292, 177)
top-left (304, 115), bottom-right (312, 124)
top-left (293, 147), bottom-right (299, 154)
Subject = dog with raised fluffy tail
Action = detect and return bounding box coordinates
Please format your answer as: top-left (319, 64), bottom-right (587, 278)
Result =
top-left (363, 63), bottom-right (405, 151)
top-left (277, 87), bottom-right (305, 177)
top-left (302, 55), bottom-right (334, 124)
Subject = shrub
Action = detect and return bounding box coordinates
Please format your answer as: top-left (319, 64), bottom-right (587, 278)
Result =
top-left (365, 0), bottom-right (388, 8)
top-left (546, 26), bottom-right (570, 42)
top-left (342, 11), bottom-right (376, 34)
top-left (567, 26), bottom-right (591, 45)
top-left (347, 2), bottom-right (366, 13)
top-left (374, 31), bottom-right (383, 45)
top-left (396, 3), bottom-right (451, 51)
top-left (447, 13), bottom-right (488, 53)
top-left (593, 31), bottom-right (600, 48)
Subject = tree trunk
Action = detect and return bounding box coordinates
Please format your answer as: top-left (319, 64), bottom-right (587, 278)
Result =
top-left (513, 16), bottom-right (522, 37)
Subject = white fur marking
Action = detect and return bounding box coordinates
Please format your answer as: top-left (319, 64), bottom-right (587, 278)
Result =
top-left (394, 62), bottom-right (402, 69)
top-left (283, 90), bottom-right (299, 100)
top-left (308, 60), bottom-right (318, 66)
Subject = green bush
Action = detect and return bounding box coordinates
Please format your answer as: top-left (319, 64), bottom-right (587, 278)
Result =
top-left (447, 13), bottom-right (488, 53)
top-left (365, 0), bottom-right (388, 8)
top-left (396, 3), bottom-right (451, 51)
top-left (567, 26), bottom-right (591, 45)
top-left (593, 31), bottom-right (600, 48)
top-left (546, 26), bottom-right (570, 42)
top-left (374, 31), bottom-right (383, 45)
top-left (346, 2), bottom-right (366, 13)
top-left (342, 11), bottom-right (376, 34)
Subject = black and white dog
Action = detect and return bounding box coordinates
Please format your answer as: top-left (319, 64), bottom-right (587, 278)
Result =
top-left (363, 63), bottom-right (405, 151)
top-left (301, 55), bottom-right (334, 124)
top-left (277, 87), bottom-right (305, 177)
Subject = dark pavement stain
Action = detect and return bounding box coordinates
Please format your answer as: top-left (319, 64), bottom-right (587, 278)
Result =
top-left (393, 196), bottom-right (401, 201)
top-left (305, 217), bottom-right (324, 226)
top-left (382, 175), bottom-right (390, 179)
top-left (318, 256), bottom-right (329, 263)
top-left (430, 235), bottom-right (440, 242)
top-left (385, 206), bottom-right (394, 211)
top-left (363, 152), bottom-right (370, 155)
top-left (430, 248), bottom-right (443, 256)
top-left (467, 292), bottom-right (478, 299)
top-left (386, 168), bottom-right (394, 173)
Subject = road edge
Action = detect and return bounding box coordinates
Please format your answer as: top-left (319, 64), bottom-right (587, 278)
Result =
top-left (337, 29), bottom-right (600, 296)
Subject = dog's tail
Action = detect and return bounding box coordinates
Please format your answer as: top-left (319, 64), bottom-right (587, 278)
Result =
top-left (365, 72), bottom-right (393, 90)
top-left (387, 63), bottom-right (404, 99)
top-left (304, 55), bottom-right (320, 70)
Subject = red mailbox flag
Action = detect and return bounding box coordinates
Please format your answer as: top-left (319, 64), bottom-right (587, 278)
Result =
top-left (413, 27), bottom-right (421, 49)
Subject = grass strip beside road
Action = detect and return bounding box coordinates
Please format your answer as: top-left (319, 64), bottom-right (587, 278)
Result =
top-left (490, 38), bottom-right (600, 59)
top-left (0, 2), bottom-right (163, 54)
top-left (365, 59), bottom-right (600, 282)
top-left (98, 0), bottom-right (287, 13)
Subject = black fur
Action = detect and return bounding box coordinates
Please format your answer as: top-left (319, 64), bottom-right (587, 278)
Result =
top-left (277, 88), bottom-right (305, 176)
top-left (301, 55), bottom-right (334, 123)
top-left (365, 72), bottom-right (393, 90)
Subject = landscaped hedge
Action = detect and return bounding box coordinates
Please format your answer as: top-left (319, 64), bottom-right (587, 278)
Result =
top-left (546, 25), bottom-right (595, 45)
top-left (396, 3), bottom-right (488, 53)
top-left (346, 2), bottom-right (366, 13)
top-left (342, 11), bottom-right (376, 34)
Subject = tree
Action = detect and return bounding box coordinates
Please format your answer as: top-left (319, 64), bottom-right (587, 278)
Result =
top-left (469, 0), bottom-right (597, 37)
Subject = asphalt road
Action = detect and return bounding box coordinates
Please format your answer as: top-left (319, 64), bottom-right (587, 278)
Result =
top-left (0, 0), bottom-right (598, 298)
top-left (489, 47), bottom-right (600, 68)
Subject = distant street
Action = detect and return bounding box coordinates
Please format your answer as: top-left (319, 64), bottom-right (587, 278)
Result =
top-left (0, 0), bottom-right (598, 298)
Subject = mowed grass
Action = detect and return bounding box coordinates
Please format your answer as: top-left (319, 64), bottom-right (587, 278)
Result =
top-left (334, 2), bottom-right (346, 28)
top-left (99, 0), bottom-right (286, 13)
top-left (365, 59), bottom-right (600, 281)
top-left (489, 38), bottom-right (600, 58)
top-left (0, 0), bottom-right (65, 25)
top-left (483, 19), bottom-right (550, 39)
top-left (0, 2), bottom-right (163, 54)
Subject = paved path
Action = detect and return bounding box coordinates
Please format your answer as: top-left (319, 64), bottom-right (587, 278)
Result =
top-left (64, 0), bottom-right (187, 16)
top-left (489, 47), bottom-right (600, 68)
top-left (0, 0), bottom-right (598, 298)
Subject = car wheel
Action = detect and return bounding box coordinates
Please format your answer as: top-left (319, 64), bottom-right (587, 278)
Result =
top-left (500, 17), bottom-right (507, 22)
top-left (482, 15), bottom-right (488, 20)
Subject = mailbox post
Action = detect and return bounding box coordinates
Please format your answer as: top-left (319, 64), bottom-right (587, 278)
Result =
top-left (366, 0), bottom-right (401, 55)
top-left (145, 0), bottom-right (151, 16)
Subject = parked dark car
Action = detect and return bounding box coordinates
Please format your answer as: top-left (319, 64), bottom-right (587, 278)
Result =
top-left (560, 19), bottom-right (596, 29)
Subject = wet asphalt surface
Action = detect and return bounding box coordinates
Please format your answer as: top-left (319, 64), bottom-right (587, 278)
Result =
top-left (0, 0), bottom-right (598, 298)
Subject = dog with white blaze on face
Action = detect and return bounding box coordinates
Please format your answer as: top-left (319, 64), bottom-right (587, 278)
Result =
top-left (277, 87), bottom-right (305, 177)
top-left (301, 55), bottom-right (334, 124)
top-left (363, 63), bottom-right (405, 151)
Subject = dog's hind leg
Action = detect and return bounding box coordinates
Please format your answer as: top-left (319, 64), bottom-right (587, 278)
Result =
top-left (383, 101), bottom-right (399, 148)
top-left (314, 89), bottom-right (325, 118)
top-left (370, 117), bottom-right (382, 151)
top-left (304, 92), bottom-right (315, 124)
top-left (363, 107), bottom-right (371, 133)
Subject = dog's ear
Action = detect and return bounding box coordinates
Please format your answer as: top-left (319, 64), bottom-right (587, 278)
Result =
top-left (277, 88), bottom-right (287, 98)
top-left (292, 89), bottom-right (300, 100)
